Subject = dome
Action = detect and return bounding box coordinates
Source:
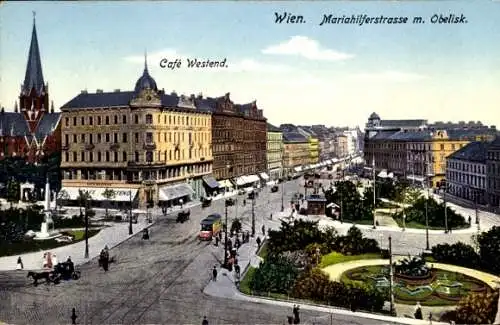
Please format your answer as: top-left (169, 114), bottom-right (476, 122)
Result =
top-left (134, 54), bottom-right (158, 93)
top-left (369, 112), bottom-right (380, 120)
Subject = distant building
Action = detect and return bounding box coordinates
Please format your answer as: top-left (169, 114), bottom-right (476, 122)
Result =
top-left (266, 123), bottom-right (283, 180)
top-left (486, 136), bottom-right (500, 209)
top-left (0, 15), bottom-right (61, 162)
top-left (282, 131), bottom-right (309, 176)
top-left (447, 141), bottom-right (489, 205)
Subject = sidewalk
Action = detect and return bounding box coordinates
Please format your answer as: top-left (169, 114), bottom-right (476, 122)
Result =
top-left (0, 200), bottom-right (199, 271)
top-left (203, 210), bottom-right (448, 325)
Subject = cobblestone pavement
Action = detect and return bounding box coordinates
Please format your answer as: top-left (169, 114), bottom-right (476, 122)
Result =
top-left (0, 179), bottom-right (403, 325)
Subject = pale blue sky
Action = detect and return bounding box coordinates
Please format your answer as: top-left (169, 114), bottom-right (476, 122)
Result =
top-left (1, 1), bottom-right (499, 127)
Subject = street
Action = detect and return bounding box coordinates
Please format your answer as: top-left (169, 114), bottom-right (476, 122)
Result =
top-left (0, 179), bottom-right (404, 325)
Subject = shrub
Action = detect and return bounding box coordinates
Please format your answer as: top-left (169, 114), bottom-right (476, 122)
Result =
top-left (455, 290), bottom-right (499, 324)
top-left (431, 242), bottom-right (481, 270)
top-left (53, 215), bottom-right (85, 229)
top-left (333, 226), bottom-right (380, 255)
top-left (250, 254), bottom-right (299, 295)
top-left (478, 226), bottom-right (500, 275)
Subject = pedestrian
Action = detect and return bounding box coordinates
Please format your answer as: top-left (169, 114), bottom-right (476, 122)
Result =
top-left (256, 236), bottom-right (261, 248)
top-left (243, 199), bottom-right (246, 206)
top-left (261, 224), bottom-right (266, 236)
top-left (202, 316), bottom-right (209, 325)
top-left (67, 257), bottom-right (74, 274)
top-left (16, 256), bottom-right (23, 270)
top-left (215, 236), bottom-right (219, 247)
top-left (414, 301), bottom-right (423, 319)
top-left (293, 304), bottom-right (300, 324)
top-left (71, 308), bottom-right (77, 325)
top-left (234, 263), bottom-right (240, 276)
top-left (468, 215), bottom-right (472, 225)
top-left (270, 213), bottom-right (272, 220)
top-left (212, 265), bottom-right (217, 281)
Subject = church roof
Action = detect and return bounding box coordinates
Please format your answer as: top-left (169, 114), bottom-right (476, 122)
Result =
top-left (22, 15), bottom-right (45, 96)
top-left (34, 113), bottom-right (61, 141)
top-left (0, 112), bottom-right (31, 137)
top-left (134, 54), bottom-right (158, 93)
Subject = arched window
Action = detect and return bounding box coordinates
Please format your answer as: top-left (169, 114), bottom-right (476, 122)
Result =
top-left (146, 114), bottom-right (153, 124)
top-left (146, 151), bottom-right (153, 163)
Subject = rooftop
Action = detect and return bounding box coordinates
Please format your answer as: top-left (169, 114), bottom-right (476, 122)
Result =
top-left (448, 141), bottom-right (490, 163)
top-left (267, 123), bottom-right (281, 132)
top-left (283, 132), bottom-right (308, 143)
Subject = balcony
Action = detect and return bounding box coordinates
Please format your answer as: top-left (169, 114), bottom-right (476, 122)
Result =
top-left (110, 143), bottom-right (120, 151)
top-left (143, 142), bottom-right (157, 150)
top-left (84, 143), bottom-right (95, 151)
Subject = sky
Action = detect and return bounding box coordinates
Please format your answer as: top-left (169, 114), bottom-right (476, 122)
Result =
top-left (1, 1), bottom-right (499, 128)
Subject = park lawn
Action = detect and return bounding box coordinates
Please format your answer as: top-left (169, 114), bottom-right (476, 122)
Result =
top-left (0, 229), bottom-right (100, 257)
top-left (258, 242), bottom-right (268, 260)
top-left (320, 252), bottom-right (380, 268)
top-left (239, 266), bottom-right (256, 295)
top-left (393, 218), bottom-right (469, 231)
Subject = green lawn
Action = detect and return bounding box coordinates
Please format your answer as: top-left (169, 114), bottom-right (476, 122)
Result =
top-left (320, 252), bottom-right (381, 268)
top-left (0, 229), bottom-right (100, 257)
top-left (239, 266), bottom-right (256, 295)
top-left (258, 242), bottom-right (269, 260)
top-left (393, 218), bottom-right (469, 231)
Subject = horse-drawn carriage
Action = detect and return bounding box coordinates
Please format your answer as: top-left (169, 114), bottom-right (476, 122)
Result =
top-left (201, 197), bottom-right (212, 208)
top-left (27, 262), bottom-right (81, 286)
top-left (176, 209), bottom-right (191, 223)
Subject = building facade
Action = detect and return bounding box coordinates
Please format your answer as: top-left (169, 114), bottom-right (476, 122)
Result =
top-left (197, 93), bottom-right (267, 188)
top-left (486, 137), bottom-right (500, 209)
top-left (282, 132), bottom-right (309, 175)
top-left (0, 15), bottom-right (60, 162)
top-left (266, 123), bottom-right (283, 180)
top-left (60, 58), bottom-right (213, 207)
top-left (334, 134), bottom-right (349, 158)
top-left (447, 141), bottom-right (489, 205)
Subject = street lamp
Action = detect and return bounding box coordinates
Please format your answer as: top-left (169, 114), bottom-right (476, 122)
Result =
top-left (129, 190), bottom-right (133, 235)
top-left (281, 180), bottom-right (284, 212)
top-left (443, 183), bottom-right (449, 233)
top-left (372, 157), bottom-right (377, 229)
top-left (223, 198), bottom-right (231, 268)
top-left (251, 192), bottom-right (256, 237)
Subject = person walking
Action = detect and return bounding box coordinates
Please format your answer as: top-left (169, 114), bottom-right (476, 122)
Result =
top-left (16, 257), bottom-right (23, 270)
top-left (202, 316), bottom-right (209, 325)
top-left (212, 265), bottom-right (218, 281)
top-left (256, 236), bottom-right (262, 248)
top-left (71, 308), bottom-right (77, 325)
top-left (261, 224), bottom-right (266, 236)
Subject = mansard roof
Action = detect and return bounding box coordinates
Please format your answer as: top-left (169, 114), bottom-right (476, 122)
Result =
top-left (267, 123), bottom-right (281, 132)
top-left (448, 141), bottom-right (490, 163)
top-left (22, 15), bottom-right (45, 96)
top-left (0, 112), bottom-right (31, 137)
top-left (283, 132), bottom-right (308, 143)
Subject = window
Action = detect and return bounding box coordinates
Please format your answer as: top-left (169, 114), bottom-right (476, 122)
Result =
top-left (97, 134), bottom-right (102, 143)
top-left (114, 133), bottom-right (118, 143)
top-left (64, 134), bottom-right (69, 145)
top-left (186, 117), bottom-right (189, 125)
top-left (65, 117), bottom-right (69, 127)
top-left (81, 117), bottom-right (85, 125)
top-left (97, 152), bottom-right (102, 162)
top-left (89, 134), bottom-right (93, 144)
top-left (73, 117), bottom-right (77, 126)
top-left (146, 114), bottom-right (153, 124)
top-left (89, 152), bottom-right (94, 162)
top-left (135, 151), bottom-right (139, 162)
top-left (440, 144), bottom-right (444, 150)
top-left (72, 152), bottom-right (77, 161)
top-left (134, 133), bottom-right (139, 143)
top-left (114, 151), bottom-right (118, 162)
top-left (164, 115), bottom-right (167, 124)
top-left (64, 152), bottom-right (69, 162)
top-left (122, 151), bottom-right (127, 161)
top-left (97, 116), bottom-right (102, 125)
top-left (146, 151), bottom-right (153, 163)
top-left (89, 116), bottom-right (93, 126)
top-left (81, 134), bottom-right (86, 143)
top-left (122, 133), bottom-right (128, 143)
top-left (122, 115), bottom-right (127, 124)
top-left (105, 116), bottom-right (110, 125)
top-left (134, 114), bottom-right (139, 124)
top-left (80, 151), bottom-right (85, 162)
top-left (105, 151), bottom-right (110, 162)
top-left (105, 133), bottom-right (110, 142)
top-left (146, 132), bottom-right (153, 143)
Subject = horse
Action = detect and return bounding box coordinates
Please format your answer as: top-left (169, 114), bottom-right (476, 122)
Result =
top-left (27, 271), bottom-right (52, 286)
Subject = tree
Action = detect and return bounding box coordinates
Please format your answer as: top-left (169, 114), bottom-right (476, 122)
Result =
top-left (56, 190), bottom-right (70, 211)
top-left (325, 181), bottom-right (372, 222)
top-left (77, 190), bottom-right (92, 217)
top-left (455, 290), bottom-right (499, 324)
top-left (403, 187), bottom-right (422, 205)
top-left (102, 188), bottom-right (116, 217)
top-left (250, 254), bottom-right (299, 294)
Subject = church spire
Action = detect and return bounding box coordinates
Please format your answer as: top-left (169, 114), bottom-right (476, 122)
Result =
top-left (144, 49), bottom-right (148, 72)
top-left (22, 11), bottom-right (45, 96)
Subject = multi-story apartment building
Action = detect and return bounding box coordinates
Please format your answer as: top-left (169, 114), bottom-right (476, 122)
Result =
top-left (266, 123), bottom-right (283, 180)
top-left (196, 93), bottom-right (267, 189)
top-left (364, 112), bottom-right (497, 188)
top-left (296, 126), bottom-right (320, 164)
top-left (60, 58), bottom-right (213, 208)
top-left (486, 136), bottom-right (500, 209)
top-left (0, 15), bottom-right (61, 162)
top-left (334, 134), bottom-right (349, 158)
top-left (447, 141), bottom-right (489, 205)
top-left (282, 132), bottom-right (309, 176)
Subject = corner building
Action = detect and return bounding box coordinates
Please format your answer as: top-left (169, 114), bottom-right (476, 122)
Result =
top-left (60, 59), bottom-right (213, 208)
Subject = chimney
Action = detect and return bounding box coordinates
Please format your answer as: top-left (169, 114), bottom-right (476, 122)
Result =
top-left (171, 90), bottom-right (177, 96)
top-left (197, 92), bottom-right (203, 99)
top-left (81, 90), bottom-right (88, 94)
top-left (114, 89), bottom-right (120, 93)
top-left (1, 107), bottom-right (4, 113)
top-left (96, 89), bottom-right (103, 93)
top-left (50, 100), bottom-right (55, 113)
top-left (190, 94), bottom-right (195, 100)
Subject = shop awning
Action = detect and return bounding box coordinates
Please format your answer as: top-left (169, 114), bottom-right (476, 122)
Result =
top-left (219, 179), bottom-right (234, 188)
top-left (266, 180), bottom-right (277, 186)
top-left (202, 175), bottom-right (220, 188)
top-left (235, 176), bottom-right (248, 186)
top-left (159, 183), bottom-right (194, 201)
top-left (293, 166), bottom-right (302, 172)
top-left (60, 187), bottom-right (139, 202)
top-left (246, 174), bottom-right (260, 183)
top-left (259, 172), bottom-right (270, 180)
top-left (378, 170), bottom-right (389, 178)
top-left (407, 175), bottom-right (425, 182)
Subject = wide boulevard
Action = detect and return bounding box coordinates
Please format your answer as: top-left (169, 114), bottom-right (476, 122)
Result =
top-left (0, 177), bottom-right (479, 325)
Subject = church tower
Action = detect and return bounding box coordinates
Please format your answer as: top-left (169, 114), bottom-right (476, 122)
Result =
top-left (19, 12), bottom-right (49, 133)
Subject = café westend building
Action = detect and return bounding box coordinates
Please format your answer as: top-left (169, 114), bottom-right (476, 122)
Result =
top-left (59, 56), bottom-right (215, 208)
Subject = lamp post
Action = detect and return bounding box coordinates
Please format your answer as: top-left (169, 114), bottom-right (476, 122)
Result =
top-left (84, 195), bottom-right (89, 259)
top-left (129, 190), bottom-right (133, 235)
top-left (473, 188), bottom-right (480, 231)
top-left (388, 236), bottom-right (394, 315)
top-left (372, 157), bottom-right (377, 229)
top-left (251, 193), bottom-right (256, 237)
top-left (443, 183), bottom-right (449, 233)
top-left (223, 199), bottom-right (230, 268)
top-left (281, 180), bottom-right (284, 212)
top-left (425, 161), bottom-right (430, 251)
